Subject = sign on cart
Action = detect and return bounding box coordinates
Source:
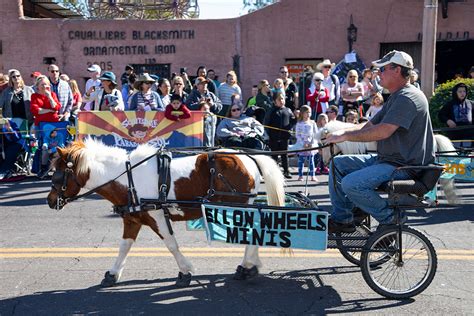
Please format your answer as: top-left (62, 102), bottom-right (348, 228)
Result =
top-left (202, 204), bottom-right (328, 250)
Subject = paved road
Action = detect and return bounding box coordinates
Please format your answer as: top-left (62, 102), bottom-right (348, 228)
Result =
top-left (0, 169), bottom-right (473, 315)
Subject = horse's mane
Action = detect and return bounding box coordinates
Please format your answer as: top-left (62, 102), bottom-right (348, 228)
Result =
top-left (73, 138), bottom-right (162, 177)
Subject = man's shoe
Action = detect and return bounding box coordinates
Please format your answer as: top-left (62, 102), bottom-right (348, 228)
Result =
top-left (315, 167), bottom-right (321, 175)
top-left (283, 172), bottom-right (292, 179)
top-left (322, 167), bottom-right (329, 174)
top-left (353, 207), bottom-right (369, 226)
top-left (328, 219), bottom-right (356, 234)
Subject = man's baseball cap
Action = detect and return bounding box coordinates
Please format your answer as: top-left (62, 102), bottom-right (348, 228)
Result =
top-left (31, 71), bottom-right (42, 78)
top-left (195, 76), bottom-right (209, 85)
top-left (87, 64), bottom-right (101, 73)
top-left (372, 50), bottom-right (414, 69)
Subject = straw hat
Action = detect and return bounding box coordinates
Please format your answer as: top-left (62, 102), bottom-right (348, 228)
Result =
top-left (316, 59), bottom-right (336, 70)
top-left (133, 73), bottom-right (156, 90)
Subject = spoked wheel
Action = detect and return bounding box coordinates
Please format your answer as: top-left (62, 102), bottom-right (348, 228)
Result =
top-left (337, 225), bottom-right (371, 266)
top-left (360, 226), bottom-right (437, 299)
top-left (337, 225), bottom-right (393, 267)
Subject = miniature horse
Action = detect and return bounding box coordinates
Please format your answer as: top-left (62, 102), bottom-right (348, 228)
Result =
top-left (46, 138), bottom-right (285, 287)
top-left (316, 120), bottom-right (459, 204)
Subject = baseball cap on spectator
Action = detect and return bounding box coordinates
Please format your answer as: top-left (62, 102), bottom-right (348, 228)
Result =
top-left (195, 76), bottom-right (209, 85)
top-left (125, 65), bottom-right (134, 71)
top-left (98, 71), bottom-right (117, 84)
top-left (87, 64), bottom-right (101, 73)
top-left (313, 72), bottom-right (324, 81)
top-left (372, 50), bottom-right (414, 69)
top-left (31, 71), bottom-right (42, 78)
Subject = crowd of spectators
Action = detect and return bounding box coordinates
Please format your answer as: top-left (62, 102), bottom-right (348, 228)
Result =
top-left (0, 61), bottom-right (473, 181)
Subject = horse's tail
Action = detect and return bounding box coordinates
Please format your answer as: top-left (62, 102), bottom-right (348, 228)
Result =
top-left (252, 155), bottom-right (285, 207)
top-left (434, 134), bottom-right (459, 205)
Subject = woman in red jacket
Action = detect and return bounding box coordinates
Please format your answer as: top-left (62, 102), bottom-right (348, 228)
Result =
top-left (305, 72), bottom-right (329, 120)
top-left (30, 75), bottom-right (61, 127)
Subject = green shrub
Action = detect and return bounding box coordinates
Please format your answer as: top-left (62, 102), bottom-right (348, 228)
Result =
top-left (429, 78), bottom-right (474, 128)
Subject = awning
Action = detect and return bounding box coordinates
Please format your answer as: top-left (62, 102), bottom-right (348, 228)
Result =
top-left (30, 0), bottom-right (86, 18)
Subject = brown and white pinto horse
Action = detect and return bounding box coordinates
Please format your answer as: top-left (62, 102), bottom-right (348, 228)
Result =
top-left (46, 138), bottom-right (285, 287)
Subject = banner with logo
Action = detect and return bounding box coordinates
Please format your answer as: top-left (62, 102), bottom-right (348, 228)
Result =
top-left (77, 111), bottom-right (203, 151)
top-left (201, 204), bottom-right (328, 250)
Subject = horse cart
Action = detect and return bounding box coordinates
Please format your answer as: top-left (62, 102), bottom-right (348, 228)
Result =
top-left (47, 140), bottom-right (442, 300)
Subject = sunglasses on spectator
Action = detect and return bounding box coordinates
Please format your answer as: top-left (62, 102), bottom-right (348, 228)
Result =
top-left (349, 76), bottom-right (357, 78)
top-left (280, 71), bottom-right (288, 73)
top-left (50, 70), bottom-right (59, 73)
top-left (314, 79), bottom-right (322, 82)
top-left (174, 82), bottom-right (183, 85)
top-left (323, 65), bottom-right (331, 69)
top-left (11, 75), bottom-right (21, 79)
top-left (231, 108), bottom-right (241, 112)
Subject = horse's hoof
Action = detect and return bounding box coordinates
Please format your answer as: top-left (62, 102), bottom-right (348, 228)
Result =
top-left (100, 271), bottom-right (118, 287)
top-left (176, 272), bottom-right (192, 287)
top-left (233, 265), bottom-right (259, 280)
top-left (245, 266), bottom-right (259, 279)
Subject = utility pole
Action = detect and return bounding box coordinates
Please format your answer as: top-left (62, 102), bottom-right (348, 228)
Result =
top-left (421, 0), bottom-right (438, 98)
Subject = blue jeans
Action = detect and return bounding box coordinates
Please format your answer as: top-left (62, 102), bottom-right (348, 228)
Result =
top-left (328, 155), bottom-right (410, 224)
top-left (298, 154), bottom-right (315, 177)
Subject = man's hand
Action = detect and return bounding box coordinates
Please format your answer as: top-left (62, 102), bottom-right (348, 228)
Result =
top-left (324, 130), bottom-right (346, 144)
top-left (447, 120), bottom-right (457, 128)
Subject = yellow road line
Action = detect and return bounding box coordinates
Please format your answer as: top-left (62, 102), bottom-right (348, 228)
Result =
top-left (0, 247), bottom-right (473, 254)
top-left (0, 252), bottom-right (473, 260)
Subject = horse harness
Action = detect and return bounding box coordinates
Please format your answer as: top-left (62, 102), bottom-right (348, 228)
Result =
top-left (116, 151), bottom-right (259, 235)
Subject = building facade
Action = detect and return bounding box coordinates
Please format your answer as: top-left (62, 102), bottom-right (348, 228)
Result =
top-left (1, 0), bottom-right (473, 97)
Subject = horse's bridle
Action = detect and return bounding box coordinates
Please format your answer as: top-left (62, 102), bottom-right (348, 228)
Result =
top-left (51, 156), bottom-right (82, 210)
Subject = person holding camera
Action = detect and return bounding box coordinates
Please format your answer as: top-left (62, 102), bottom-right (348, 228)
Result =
top-left (178, 68), bottom-right (193, 94)
top-left (186, 77), bottom-right (222, 114)
top-left (306, 72), bottom-right (330, 120)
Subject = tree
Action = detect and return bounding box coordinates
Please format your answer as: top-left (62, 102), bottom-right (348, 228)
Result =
top-left (243, 0), bottom-right (278, 13)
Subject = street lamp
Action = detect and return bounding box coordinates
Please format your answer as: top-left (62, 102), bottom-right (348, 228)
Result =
top-left (347, 15), bottom-right (358, 52)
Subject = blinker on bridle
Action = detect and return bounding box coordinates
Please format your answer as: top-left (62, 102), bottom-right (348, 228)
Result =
top-left (51, 155), bottom-right (81, 210)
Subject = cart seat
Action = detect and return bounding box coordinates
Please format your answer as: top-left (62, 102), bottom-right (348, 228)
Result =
top-left (378, 165), bottom-right (444, 206)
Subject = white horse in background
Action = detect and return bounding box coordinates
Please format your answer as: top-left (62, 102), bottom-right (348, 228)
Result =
top-left (316, 120), bottom-right (459, 205)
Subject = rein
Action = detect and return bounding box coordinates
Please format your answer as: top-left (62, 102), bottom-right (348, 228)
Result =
top-left (53, 143), bottom-right (333, 210)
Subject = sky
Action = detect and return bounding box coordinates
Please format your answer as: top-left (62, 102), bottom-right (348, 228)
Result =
top-left (198, 0), bottom-right (247, 19)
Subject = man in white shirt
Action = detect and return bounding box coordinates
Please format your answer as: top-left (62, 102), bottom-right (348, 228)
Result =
top-left (317, 59), bottom-right (341, 115)
top-left (84, 64), bottom-right (102, 111)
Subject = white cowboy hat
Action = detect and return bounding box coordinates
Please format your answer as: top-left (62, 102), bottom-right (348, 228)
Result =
top-left (317, 59), bottom-right (336, 70)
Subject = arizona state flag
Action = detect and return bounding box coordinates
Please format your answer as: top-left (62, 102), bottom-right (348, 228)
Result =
top-left (77, 111), bottom-right (204, 151)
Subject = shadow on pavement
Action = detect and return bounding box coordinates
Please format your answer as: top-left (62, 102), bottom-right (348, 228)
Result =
top-left (0, 267), bottom-right (413, 315)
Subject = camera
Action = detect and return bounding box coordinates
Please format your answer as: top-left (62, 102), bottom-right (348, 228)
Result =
top-left (180, 67), bottom-right (187, 74)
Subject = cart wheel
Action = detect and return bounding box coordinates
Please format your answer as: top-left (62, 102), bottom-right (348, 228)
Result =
top-left (337, 225), bottom-right (371, 266)
top-left (360, 226), bottom-right (437, 299)
top-left (337, 225), bottom-right (392, 267)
